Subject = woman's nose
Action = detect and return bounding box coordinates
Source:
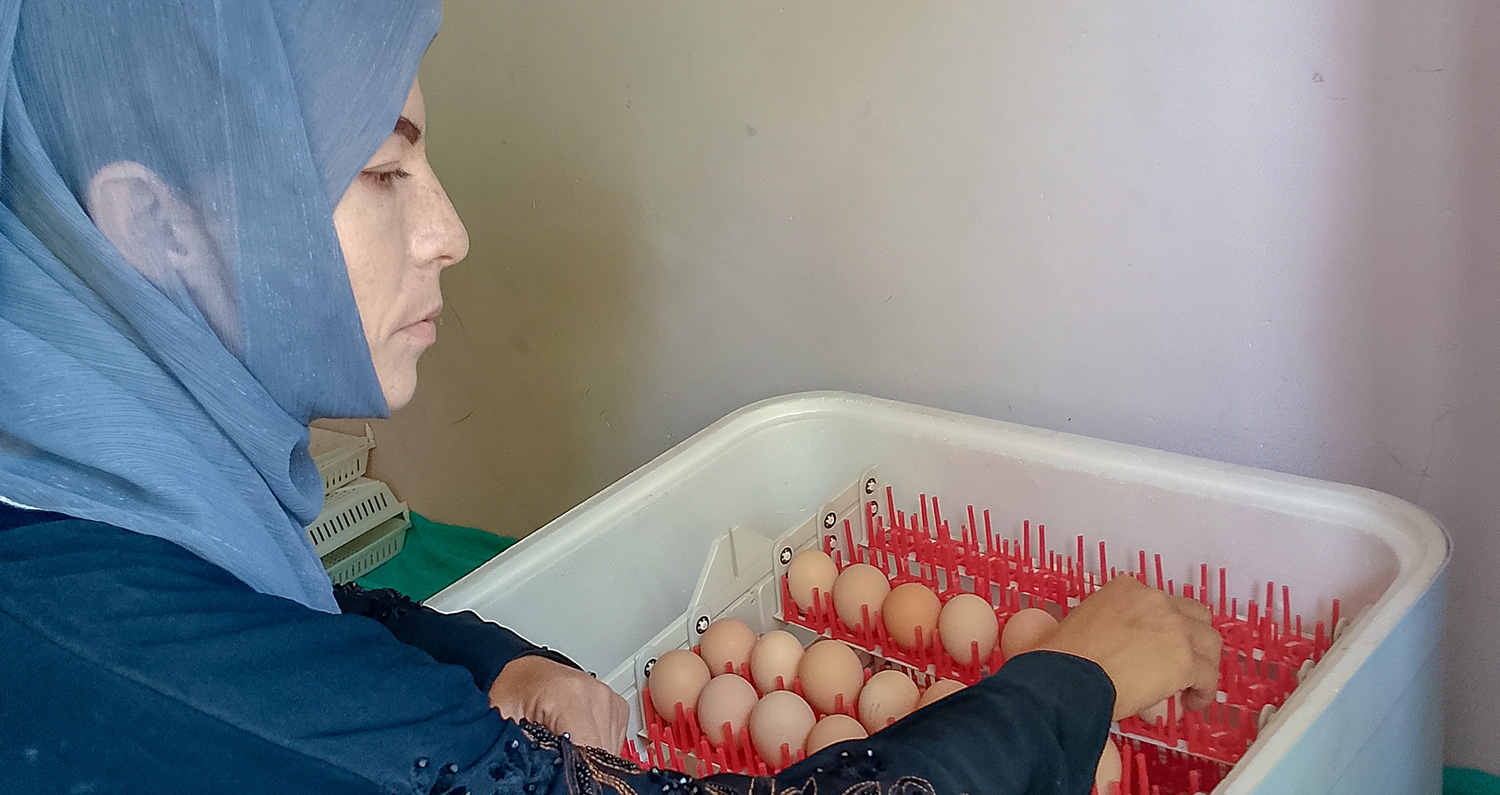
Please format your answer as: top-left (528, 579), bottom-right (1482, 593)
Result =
top-left (412, 172), bottom-right (469, 270)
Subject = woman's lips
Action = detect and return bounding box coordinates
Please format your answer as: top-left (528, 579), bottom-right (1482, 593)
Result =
top-left (402, 318), bottom-right (437, 345)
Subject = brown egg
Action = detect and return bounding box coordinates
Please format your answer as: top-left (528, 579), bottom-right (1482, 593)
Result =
top-left (699, 617), bottom-right (757, 676)
top-left (804, 714), bottom-right (867, 755)
top-left (916, 678), bottom-right (966, 709)
top-left (881, 583), bottom-right (941, 652)
top-left (787, 549), bottom-right (838, 613)
top-left (855, 669), bottom-right (920, 732)
top-left (648, 649), bottom-right (712, 724)
top-left (696, 673), bottom-right (759, 747)
top-left (749, 629), bottom-right (804, 695)
top-left (797, 640), bottom-right (865, 715)
top-left (1095, 738), bottom-right (1122, 793)
top-left (749, 690), bottom-right (817, 766)
top-left (1000, 607), bottom-right (1059, 659)
top-left (938, 593), bottom-right (999, 664)
top-left (833, 563), bottom-right (890, 632)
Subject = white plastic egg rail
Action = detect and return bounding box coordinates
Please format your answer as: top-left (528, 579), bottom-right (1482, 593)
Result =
top-left (610, 469), bottom-right (1342, 795)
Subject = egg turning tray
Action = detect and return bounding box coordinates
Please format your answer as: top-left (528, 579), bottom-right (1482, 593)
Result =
top-left (616, 470), bottom-right (1344, 795)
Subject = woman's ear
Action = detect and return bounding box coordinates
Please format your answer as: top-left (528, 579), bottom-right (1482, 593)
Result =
top-left (86, 160), bottom-right (238, 348)
top-left (87, 161), bottom-right (200, 283)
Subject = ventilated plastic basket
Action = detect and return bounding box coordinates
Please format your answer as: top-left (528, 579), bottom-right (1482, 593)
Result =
top-left (428, 392), bottom-right (1449, 795)
top-left (306, 476), bottom-right (406, 557)
top-left (309, 424), bottom-right (376, 495)
top-left (322, 511), bottom-right (410, 585)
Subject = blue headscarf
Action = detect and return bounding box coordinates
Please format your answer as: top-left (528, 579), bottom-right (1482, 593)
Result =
top-left (0, 0), bottom-right (442, 611)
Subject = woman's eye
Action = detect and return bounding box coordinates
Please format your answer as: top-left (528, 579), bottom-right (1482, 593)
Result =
top-left (363, 168), bottom-right (412, 186)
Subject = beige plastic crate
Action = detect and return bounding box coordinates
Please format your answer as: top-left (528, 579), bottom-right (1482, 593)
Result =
top-left (309, 424), bottom-right (376, 495)
top-left (306, 476), bottom-right (406, 557)
top-left (322, 512), bottom-right (410, 585)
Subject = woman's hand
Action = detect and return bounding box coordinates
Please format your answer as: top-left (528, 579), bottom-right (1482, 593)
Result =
top-left (1035, 577), bottom-right (1223, 720)
top-left (487, 655), bottom-right (630, 750)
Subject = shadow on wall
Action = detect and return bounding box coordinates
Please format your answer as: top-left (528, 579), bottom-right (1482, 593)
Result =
top-left (1309, 0), bottom-right (1500, 775)
top-left (1286, 0), bottom-right (1500, 773)
top-left (322, 5), bottom-right (648, 538)
top-left (1439, 0), bottom-right (1500, 775)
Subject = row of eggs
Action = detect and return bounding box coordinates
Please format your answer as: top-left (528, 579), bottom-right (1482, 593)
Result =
top-left (787, 550), bottom-right (1150, 792)
top-left (786, 549), bottom-right (1063, 664)
top-left (647, 618), bottom-right (969, 763)
top-left (786, 549), bottom-right (1180, 725)
top-left (648, 617), bottom-right (1123, 792)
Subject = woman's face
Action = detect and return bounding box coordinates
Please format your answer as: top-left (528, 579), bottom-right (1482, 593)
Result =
top-left (334, 80), bottom-right (469, 411)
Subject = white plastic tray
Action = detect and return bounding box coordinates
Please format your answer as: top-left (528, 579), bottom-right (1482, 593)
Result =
top-left (429, 392), bottom-right (1448, 794)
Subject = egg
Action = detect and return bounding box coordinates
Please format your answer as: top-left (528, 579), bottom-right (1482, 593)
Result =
top-left (1000, 607), bottom-right (1059, 659)
top-left (797, 640), bottom-right (865, 715)
top-left (916, 678), bottom-right (966, 709)
top-left (804, 714), bottom-right (867, 755)
top-left (880, 583), bottom-right (941, 652)
top-left (833, 563), bottom-right (890, 632)
top-left (749, 690), bottom-right (817, 766)
top-left (699, 617), bottom-right (757, 676)
top-left (696, 673), bottom-right (759, 747)
top-left (648, 649), bottom-right (712, 724)
top-left (855, 669), bottom-right (920, 732)
top-left (749, 630), bottom-right (805, 695)
top-left (787, 549), bottom-right (838, 613)
top-left (1095, 738), bottom-right (1122, 794)
top-left (938, 593), bottom-right (999, 664)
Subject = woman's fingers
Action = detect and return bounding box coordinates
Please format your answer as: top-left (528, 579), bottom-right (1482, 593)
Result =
top-left (1172, 594), bottom-right (1224, 715)
top-left (1181, 684), bottom-right (1217, 713)
top-left (610, 693), bottom-right (630, 750)
top-left (538, 684), bottom-right (628, 749)
top-left (1036, 577), bottom-right (1226, 720)
top-left (1189, 624), bottom-right (1224, 663)
top-left (1173, 596), bottom-right (1213, 622)
top-left (489, 655), bottom-right (631, 749)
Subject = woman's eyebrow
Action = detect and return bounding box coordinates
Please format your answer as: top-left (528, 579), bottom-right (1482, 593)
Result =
top-left (393, 116), bottom-right (421, 145)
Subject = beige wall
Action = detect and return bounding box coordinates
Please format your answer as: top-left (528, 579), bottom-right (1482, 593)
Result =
top-left (353, 0), bottom-right (1499, 770)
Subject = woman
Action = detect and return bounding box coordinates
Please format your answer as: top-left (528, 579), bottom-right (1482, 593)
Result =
top-left (0, 2), bottom-right (1221, 794)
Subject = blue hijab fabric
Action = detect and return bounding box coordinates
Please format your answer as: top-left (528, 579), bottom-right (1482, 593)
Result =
top-left (0, 0), bottom-right (442, 611)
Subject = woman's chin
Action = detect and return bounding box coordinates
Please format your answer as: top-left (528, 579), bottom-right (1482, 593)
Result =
top-left (376, 364), bottom-right (420, 412)
top-left (373, 337), bottom-right (431, 412)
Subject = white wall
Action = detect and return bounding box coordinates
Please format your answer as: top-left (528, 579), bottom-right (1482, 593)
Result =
top-left (376, 0), bottom-right (1499, 771)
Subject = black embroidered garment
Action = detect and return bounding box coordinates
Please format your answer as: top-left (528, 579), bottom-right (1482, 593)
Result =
top-left (0, 508), bottom-right (1112, 795)
top-left (333, 582), bottom-right (582, 692)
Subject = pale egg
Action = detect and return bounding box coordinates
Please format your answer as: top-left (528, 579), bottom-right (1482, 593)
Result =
top-left (696, 673), bottom-right (759, 747)
top-left (804, 714), bottom-right (867, 755)
top-left (787, 549), bottom-right (838, 613)
top-left (648, 649), bottom-right (712, 724)
top-left (749, 690), bottom-right (817, 766)
top-left (881, 583), bottom-right (941, 652)
top-left (1095, 738), bottom-right (1122, 793)
top-left (749, 629), bottom-right (804, 695)
top-left (833, 563), bottom-right (890, 632)
top-left (855, 669), bottom-right (919, 732)
top-left (938, 593), bottom-right (999, 664)
top-left (916, 678), bottom-right (966, 709)
top-left (700, 617), bottom-right (757, 676)
top-left (1000, 607), bottom-right (1059, 659)
top-left (797, 640), bottom-right (865, 715)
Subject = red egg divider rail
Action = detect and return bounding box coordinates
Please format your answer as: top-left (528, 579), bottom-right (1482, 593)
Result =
top-left (625, 485), bottom-right (1340, 795)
